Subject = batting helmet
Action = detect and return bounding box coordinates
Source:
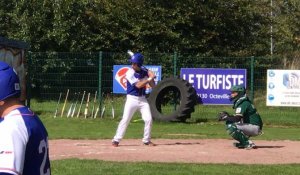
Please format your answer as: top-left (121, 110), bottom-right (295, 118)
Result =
top-left (0, 61), bottom-right (21, 101)
top-left (129, 53), bottom-right (144, 67)
top-left (229, 85), bottom-right (246, 102)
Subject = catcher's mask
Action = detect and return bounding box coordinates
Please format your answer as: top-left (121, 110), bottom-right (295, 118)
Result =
top-left (0, 61), bottom-right (21, 101)
top-left (229, 85), bottom-right (246, 102)
top-left (129, 53), bottom-right (144, 67)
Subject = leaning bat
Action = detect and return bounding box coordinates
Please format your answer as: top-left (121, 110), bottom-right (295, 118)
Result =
top-left (71, 92), bottom-right (80, 118)
top-left (91, 91), bottom-right (97, 118)
top-left (67, 92), bottom-right (76, 118)
top-left (84, 92), bottom-right (91, 118)
top-left (94, 92), bottom-right (104, 119)
top-left (60, 89), bottom-right (69, 117)
top-left (100, 93), bottom-right (106, 118)
top-left (110, 92), bottom-right (115, 119)
top-left (94, 104), bottom-right (100, 119)
top-left (54, 92), bottom-right (62, 118)
top-left (100, 104), bottom-right (106, 118)
top-left (76, 91), bottom-right (86, 118)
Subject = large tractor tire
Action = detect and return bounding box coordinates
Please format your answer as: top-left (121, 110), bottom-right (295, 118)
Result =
top-left (148, 77), bottom-right (198, 122)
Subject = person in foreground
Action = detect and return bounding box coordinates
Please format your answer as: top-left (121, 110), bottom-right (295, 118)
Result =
top-left (217, 85), bottom-right (263, 149)
top-left (0, 61), bottom-right (51, 175)
top-left (112, 52), bottom-right (156, 147)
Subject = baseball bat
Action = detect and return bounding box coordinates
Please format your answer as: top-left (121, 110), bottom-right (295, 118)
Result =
top-left (100, 104), bottom-right (106, 118)
top-left (76, 91), bottom-right (86, 118)
top-left (91, 91), bottom-right (97, 118)
top-left (60, 89), bottom-right (69, 117)
top-left (127, 50), bottom-right (134, 56)
top-left (67, 92), bottom-right (76, 118)
top-left (110, 92), bottom-right (115, 119)
top-left (84, 92), bottom-right (91, 119)
top-left (54, 92), bottom-right (62, 118)
top-left (94, 92), bottom-right (104, 119)
top-left (100, 93), bottom-right (106, 118)
top-left (71, 92), bottom-right (80, 118)
top-left (94, 103), bottom-right (100, 119)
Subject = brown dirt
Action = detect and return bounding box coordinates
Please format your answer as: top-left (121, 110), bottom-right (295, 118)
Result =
top-left (49, 139), bottom-right (300, 164)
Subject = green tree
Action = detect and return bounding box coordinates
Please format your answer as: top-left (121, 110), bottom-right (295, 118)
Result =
top-left (2, 0), bottom-right (298, 58)
top-left (272, 0), bottom-right (300, 68)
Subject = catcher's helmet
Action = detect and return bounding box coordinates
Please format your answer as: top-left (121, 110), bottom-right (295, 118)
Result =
top-left (0, 61), bottom-right (21, 101)
top-left (229, 85), bottom-right (246, 101)
top-left (129, 53), bottom-right (144, 67)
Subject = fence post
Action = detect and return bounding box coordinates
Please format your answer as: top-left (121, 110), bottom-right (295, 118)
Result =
top-left (26, 51), bottom-right (32, 107)
top-left (250, 56), bottom-right (255, 102)
top-left (98, 51), bottom-right (103, 102)
top-left (173, 51), bottom-right (177, 77)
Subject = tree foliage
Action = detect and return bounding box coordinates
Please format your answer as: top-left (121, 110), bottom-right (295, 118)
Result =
top-left (0, 0), bottom-right (299, 57)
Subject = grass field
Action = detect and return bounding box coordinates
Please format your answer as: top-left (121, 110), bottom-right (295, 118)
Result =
top-left (51, 160), bottom-right (300, 175)
top-left (30, 98), bottom-right (300, 175)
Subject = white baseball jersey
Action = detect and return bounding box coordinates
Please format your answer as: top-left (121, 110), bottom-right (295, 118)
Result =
top-left (0, 106), bottom-right (50, 175)
top-left (126, 68), bottom-right (148, 96)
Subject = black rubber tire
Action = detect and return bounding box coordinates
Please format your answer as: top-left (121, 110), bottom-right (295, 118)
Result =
top-left (148, 77), bottom-right (198, 122)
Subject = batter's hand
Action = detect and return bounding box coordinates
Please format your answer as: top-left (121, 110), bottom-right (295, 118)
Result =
top-left (148, 70), bottom-right (156, 79)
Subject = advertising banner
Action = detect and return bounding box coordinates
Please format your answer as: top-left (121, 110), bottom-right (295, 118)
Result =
top-left (180, 68), bottom-right (247, 105)
top-left (267, 69), bottom-right (300, 107)
top-left (113, 65), bottom-right (162, 94)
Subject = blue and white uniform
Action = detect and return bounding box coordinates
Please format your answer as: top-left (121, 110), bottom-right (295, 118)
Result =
top-left (126, 68), bottom-right (148, 96)
top-left (0, 106), bottom-right (51, 175)
top-left (113, 68), bottom-right (153, 144)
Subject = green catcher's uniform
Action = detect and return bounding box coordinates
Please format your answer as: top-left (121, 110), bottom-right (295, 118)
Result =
top-left (233, 96), bottom-right (263, 130)
top-left (226, 95), bottom-right (263, 148)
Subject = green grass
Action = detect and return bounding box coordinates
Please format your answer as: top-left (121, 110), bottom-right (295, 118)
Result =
top-left (29, 98), bottom-right (300, 175)
top-left (51, 159), bottom-right (300, 175)
top-left (41, 116), bottom-right (300, 140)
top-left (31, 96), bottom-right (300, 128)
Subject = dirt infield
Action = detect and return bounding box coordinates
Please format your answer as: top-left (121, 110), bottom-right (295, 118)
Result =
top-left (50, 139), bottom-right (300, 164)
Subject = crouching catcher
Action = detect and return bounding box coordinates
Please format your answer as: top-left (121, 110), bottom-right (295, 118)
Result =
top-left (217, 85), bottom-right (263, 149)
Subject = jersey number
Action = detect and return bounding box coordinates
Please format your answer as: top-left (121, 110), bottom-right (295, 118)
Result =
top-left (39, 139), bottom-right (50, 175)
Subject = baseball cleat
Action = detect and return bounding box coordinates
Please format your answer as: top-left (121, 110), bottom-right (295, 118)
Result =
top-left (244, 144), bottom-right (256, 150)
top-left (112, 141), bottom-right (119, 147)
top-left (233, 142), bottom-right (244, 148)
top-left (244, 141), bottom-right (257, 150)
top-left (233, 141), bottom-right (257, 149)
top-left (143, 141), bottom-right (156, 146)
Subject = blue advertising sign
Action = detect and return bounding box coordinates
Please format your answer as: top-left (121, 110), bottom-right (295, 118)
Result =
top-left (180, 68), bottom-right (247, 105)
top-left (113, 65), bottom-right (162, 94)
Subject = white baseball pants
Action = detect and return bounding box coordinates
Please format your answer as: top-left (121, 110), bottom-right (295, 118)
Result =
top-left (113, 95), bottom-right (153, 143)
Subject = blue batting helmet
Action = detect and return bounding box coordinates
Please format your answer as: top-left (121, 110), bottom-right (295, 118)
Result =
top-left (0, 61), bottom-right (21, 101)
top-left (129, 53), bottom-right (144, 67)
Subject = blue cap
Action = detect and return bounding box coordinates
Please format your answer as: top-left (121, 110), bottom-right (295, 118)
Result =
top-left (0, 61), bottom-right (21, 101)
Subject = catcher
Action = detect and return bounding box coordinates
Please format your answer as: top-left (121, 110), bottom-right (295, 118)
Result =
top-left (217, 85), bottom-right (263, 149)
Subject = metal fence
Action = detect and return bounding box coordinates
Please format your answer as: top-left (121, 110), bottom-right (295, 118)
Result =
top-left (27, 52), bottom-right (282, 99)
top-left (26, 52), bottom-right (299, 119)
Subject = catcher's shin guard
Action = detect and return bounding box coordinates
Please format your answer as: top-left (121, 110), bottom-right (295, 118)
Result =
top-left (226, 124), bottom-right (249, 146)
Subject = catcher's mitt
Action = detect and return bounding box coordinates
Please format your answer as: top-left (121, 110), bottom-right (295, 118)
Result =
top-left (217, 111), bottom-right (230, 121)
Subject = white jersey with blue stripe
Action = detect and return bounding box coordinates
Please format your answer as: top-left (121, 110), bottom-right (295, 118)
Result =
top-left (126, 68), bottom-right (148, 96)
top-left (0, 106), bottom-right (50, 175)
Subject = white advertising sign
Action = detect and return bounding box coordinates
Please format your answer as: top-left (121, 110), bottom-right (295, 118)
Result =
top-left (267, 69), bottom-right (300, 106)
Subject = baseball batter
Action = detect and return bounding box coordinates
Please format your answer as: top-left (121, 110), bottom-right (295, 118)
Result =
top-left (218, 85), bottom-right (263, 149)
top-left (0, 61), bottom-right (51, 175)
top-left (112, 52), bottom-right (156, 147)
